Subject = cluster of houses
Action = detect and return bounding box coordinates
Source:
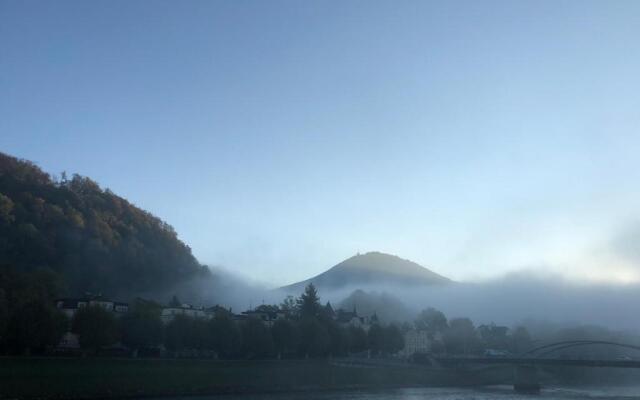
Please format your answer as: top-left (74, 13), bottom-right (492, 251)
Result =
top-left (157, 299), bottom-right (381, 330)
top-left (54, 294), bottom-right (441, 356)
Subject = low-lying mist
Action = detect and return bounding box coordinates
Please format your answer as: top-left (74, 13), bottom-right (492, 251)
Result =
top-left (317, 273), bottom-right (640, 333)
top-left (392, 273), bottom-right (640, 332)
top-left (153, 265), bottom-right (640, 335)
top-left (143, 265), bottom-right (283, 312)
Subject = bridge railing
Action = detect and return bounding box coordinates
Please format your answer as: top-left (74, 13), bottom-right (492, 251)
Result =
top-left (516, 340), bottom-right (640, 360)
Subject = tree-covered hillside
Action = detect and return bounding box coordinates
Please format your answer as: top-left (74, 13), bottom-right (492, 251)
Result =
top-left (0, 152), bottom-right (209, 298)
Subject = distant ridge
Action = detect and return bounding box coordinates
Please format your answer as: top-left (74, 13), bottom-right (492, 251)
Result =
top-left (280, 251), bottom-right (451, 293)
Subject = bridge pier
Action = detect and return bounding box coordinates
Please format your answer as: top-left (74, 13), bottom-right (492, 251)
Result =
top-left (514, 365), bottom-right (540, 394)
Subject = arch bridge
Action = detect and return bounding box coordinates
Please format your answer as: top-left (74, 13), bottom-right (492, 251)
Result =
top-left (433, 340), bottom-right (640, 394)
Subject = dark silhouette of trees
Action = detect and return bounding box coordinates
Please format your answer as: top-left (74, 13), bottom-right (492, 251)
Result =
top-left (0, 267), bottom-right (545, 361)
top-left (444, 317), bottom-right (480, 355)
top-left (297, 283), bottom-right (321, 319)
top-left (10, 299), bottom-right (67, 355)
top-left (209, 313), bottom-right (242, 358)
top-left (325, 320), bottom-right (348, 356)
top-left (478, 323), bottom-right (509, 350)
top-left (163, 314), bottom-right (215, 356)
top-left (186, 317), bottom-right (211, 352)
top-left (510, 326), bottom-right (533, 354)
top-left (120, 302), bottom-right (163, 356)
top-left (365, 323), bottom-right (404, 356)
top-left (0, 194), bottom-right (14, 226)
top-left (415, 307), bottom-right (448, 335)
top-left (72, 305), bottom-right (118, 353)
top-left (240, 317), bottom-right (274, 358)
top-left (298, 318), bottom-right (330, 357)
top-left (272, 319), bottom-right (298, 358)
top-left (279, 295), bottom-right (297, 316)
top-left (367, 323), bottom-right (384, 355)
top-left (0, 267), bottom-right (67, 354)
top-left (164, 314), bottom-right (192, 353)
top-left (347, 326), bottom-right (368, 353)
top-left (381, 324), bottom-right (404, 355)
top-left (0, 289), bottom-right (7, 344)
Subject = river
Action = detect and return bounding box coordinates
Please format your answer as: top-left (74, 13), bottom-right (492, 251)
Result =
top-left (174, 386), bottom-right (640, 399)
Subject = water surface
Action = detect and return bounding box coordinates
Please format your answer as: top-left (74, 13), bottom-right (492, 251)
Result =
top-left (164, 386), bottom-right (640, 400)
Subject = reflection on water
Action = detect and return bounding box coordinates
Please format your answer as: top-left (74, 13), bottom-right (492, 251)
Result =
top-left (168, 386), bottom-right (640, 400)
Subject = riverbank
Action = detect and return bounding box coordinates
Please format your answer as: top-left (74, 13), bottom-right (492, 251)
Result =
top-left (0, 357), bottom-right (500, 399)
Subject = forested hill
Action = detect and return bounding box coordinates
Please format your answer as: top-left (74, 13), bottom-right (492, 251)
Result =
top-left (0, 152), bottom-right (209, 298)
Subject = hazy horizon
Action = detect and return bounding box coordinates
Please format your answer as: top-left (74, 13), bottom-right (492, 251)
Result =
top-left (3, 1), bottom-right (640, 286)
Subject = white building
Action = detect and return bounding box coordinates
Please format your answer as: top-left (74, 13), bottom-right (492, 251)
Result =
top-left (401, 329), bottom-right (443, 357)
top-left (55, 296), bottom-right (129, 318)
top-left (160, 304), bottom-right (212, 324)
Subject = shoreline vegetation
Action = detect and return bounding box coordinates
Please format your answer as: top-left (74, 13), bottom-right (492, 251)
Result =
top-left (0, 357), bottom-right (502, 399)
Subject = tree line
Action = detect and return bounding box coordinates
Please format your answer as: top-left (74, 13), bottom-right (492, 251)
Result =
top-left (411, 307), bottom-right (533, 355)
top-left (0, 262), bottom-right (537, 359)
top-left (69, 284), bottom-right (406, 359)
top-left (0, 275), bottom-right (406, 358)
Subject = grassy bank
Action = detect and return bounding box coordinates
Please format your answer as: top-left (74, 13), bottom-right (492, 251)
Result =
top-left (0, 357), bottom-right (477, 399)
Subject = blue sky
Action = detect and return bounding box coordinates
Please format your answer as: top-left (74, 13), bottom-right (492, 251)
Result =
top-left (2, 1), bottom-right (640, 286)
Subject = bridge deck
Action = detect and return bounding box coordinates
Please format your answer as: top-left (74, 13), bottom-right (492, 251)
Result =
top-left (435, 357), bottom-right (640, 368)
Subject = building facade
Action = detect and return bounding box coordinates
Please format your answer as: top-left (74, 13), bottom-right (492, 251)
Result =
top-left (401, 329), bottom-right (443, 357)
top-left (55, 295), bottom-right (129, 318)
top-left (160, 304), bottom-right (213, 324)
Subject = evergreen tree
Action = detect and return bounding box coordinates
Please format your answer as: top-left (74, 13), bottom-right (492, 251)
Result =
top-left (297, 283), bottom-right (321, 319)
